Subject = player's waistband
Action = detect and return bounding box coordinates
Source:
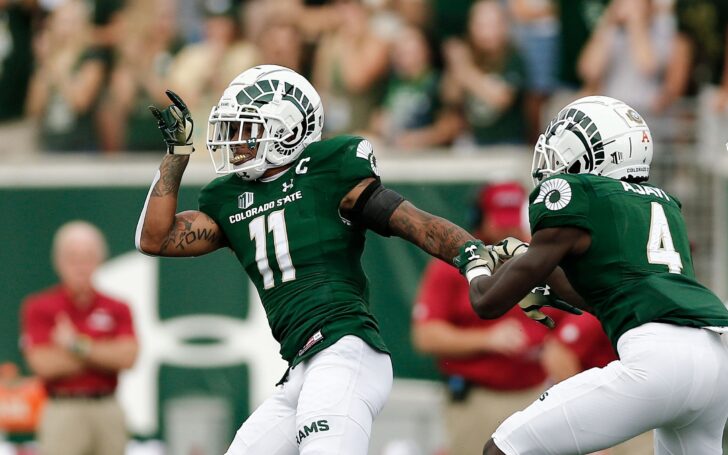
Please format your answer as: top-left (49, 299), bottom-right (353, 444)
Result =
top-left (618, 322), bottom-right (727, 355)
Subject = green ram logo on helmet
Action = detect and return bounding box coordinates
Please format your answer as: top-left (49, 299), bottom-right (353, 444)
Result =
top-left (234, 79), bottom-right (317, 155)
top-left (546, 108), bottom-right (605, 174)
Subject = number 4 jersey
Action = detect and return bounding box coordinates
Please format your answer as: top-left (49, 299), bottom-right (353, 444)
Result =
top-left (529, 173), bottom-right (728, 348)
top-left (199, 135), bottom-right (388, 366)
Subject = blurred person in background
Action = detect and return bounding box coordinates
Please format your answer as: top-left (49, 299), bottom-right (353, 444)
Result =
top-left (542, 313), bottom-right (653, 455)
top-left (255, 16), bottom-right (304, 73)
top-left (578, 0), bottom-right (675, 115)
top-left (430, 0), bottom-right (471, 44)
top-left (0, 0), bottom-right (40, 156)
top-left (508, 0), bottom-right (559, 143)
top-left (25, 0), bottom-right (106, 152)
top-left (544, 0), bottom-right (608, 124)
top-left (412, 182), bottom-right (552, 455)
top-left (245, 0), bottom-right (339, 44)
top-left (100, 0), bottom-right (182, 152)
top-left (386, 0), bottom-right (431, 33)
top-left (313, 0), bottom-right (389, 136)
top-left (554, 0), bottom-right (608, 90)
top-left (665, 0), bottom-right (728, 177)
top-left (168, 0), bottom-right (258, 150)
top-left (441, 0), bottom-right (527, 147)
top-left (20, 221), bottom-right (138, 455)
top-left (87, 0), bottom-right (125, 50)
top-left (0, 362), bottom-right (46, 438)
top-left (369, 25), bottom-right (461, 150)
top-left (541, 313), bottom-right (616, 392)
top-left (657, 0), bottom-right (728, 112)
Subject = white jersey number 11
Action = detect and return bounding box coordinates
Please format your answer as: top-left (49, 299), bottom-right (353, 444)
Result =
top-left (249, 209), bottom-right (296, 289)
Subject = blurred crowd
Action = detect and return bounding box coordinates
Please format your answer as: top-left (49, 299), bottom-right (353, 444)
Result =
top-left (0, 0), bottom-right (726, 157)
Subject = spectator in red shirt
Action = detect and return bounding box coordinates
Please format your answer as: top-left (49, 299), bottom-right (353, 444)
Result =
top-left (412, 182), bottom-right (552, 455)
top-left (541, 312), bottom-right (617, 382)
top-left (542, 313), bottom-right (652, 455)
top-left (20, 221), bottom-right (138, 455)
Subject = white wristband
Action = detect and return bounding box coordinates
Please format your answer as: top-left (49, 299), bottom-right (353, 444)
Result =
top-left (466, 266), bottom-right (491, 284)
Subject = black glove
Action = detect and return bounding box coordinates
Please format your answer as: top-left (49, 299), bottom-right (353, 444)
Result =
top-left (149, 90), bottom-right (194, 155)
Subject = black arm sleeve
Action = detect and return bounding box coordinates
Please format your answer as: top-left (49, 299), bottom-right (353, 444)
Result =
top-left (342, 179), bottom-right (405, 237)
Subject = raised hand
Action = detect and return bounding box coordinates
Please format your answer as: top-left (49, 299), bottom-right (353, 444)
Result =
top-left (149, 90), bottom-right (194, 155)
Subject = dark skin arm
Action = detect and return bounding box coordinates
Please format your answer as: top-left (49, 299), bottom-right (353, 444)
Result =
top-left (340, 178), bottom-right (477, 263)
top-left (137, 155), bottom-right (229, 256)
top-left (547, 265), bottom-right (591, 313)
top-left (470, 226), bottom-right (591, 319)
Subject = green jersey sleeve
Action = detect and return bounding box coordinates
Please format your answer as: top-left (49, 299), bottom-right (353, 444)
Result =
top-left (529, 174), bottom-right (595, 234)
top-left (336, 137), bottom-right (380, 191)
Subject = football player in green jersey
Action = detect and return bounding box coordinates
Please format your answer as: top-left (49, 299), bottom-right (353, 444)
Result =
top-left (469, 96), bottom-right (728, 455)
top-left (134, 65), bottom-right (503, 455)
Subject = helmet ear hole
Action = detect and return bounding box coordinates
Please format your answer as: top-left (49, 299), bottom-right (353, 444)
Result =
top-left (283, 125), bottom-right (302, 146)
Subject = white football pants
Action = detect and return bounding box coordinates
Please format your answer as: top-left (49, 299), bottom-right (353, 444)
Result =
top-left (493, 323), bottom-right (728, 455)
top-left (225, 335), bottom-right (393, 455)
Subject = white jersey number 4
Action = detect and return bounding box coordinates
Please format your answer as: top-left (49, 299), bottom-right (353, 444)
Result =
top-left (249, 209), bottom-right (296, 289)
top-left (646, 202), bottom-right (683, 274)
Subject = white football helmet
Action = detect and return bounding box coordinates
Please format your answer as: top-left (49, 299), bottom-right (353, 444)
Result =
top-left (532, 96), bottom-right (653, 185)
top-left (207, 65), bottom-right (324, 180)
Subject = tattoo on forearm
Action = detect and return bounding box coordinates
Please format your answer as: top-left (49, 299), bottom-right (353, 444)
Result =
top-left (151, 155), bottom-right (189, 197)
top-left (159, 212), bottom-right (223, 252)
top-left (389, 202), bottom-right (474, 263)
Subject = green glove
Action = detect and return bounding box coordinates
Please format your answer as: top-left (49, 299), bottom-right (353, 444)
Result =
top-left (520, 285), bottom-right (583, 329)
top-left (149, 90), bottom-right (194, 155)
top-left (453, 240), bottom-right (498, 283)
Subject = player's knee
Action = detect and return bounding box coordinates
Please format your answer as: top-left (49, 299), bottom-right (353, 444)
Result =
top-left (483, 438), bottom-right (506, 455)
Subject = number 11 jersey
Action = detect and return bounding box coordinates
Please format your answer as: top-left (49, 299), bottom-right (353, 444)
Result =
top-left (199, 135), bottom-right (388, 367)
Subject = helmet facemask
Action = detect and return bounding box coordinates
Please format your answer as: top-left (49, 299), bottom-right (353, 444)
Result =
top-left (207, 82), bottom-right (307, 180)
top-left (207, 105), bottom-right (270, 180)
top-left (531, 120), bottom-right (595, 186)
top-left (532, 133), bottom-right (565, 185)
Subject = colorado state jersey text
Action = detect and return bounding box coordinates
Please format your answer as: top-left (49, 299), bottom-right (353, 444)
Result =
top-left (199, 136), bottom-right (388, 366)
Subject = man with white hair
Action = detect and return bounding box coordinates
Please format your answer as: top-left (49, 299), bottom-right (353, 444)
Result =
top-left (20, 220), bottom-right (138, 455)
